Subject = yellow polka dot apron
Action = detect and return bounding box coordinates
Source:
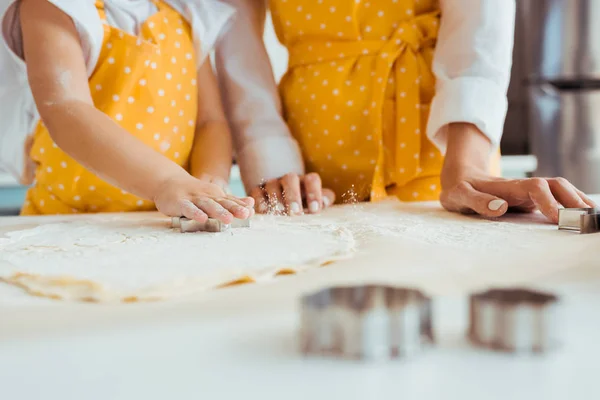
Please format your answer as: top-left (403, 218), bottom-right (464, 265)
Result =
top-left (21, 0), bottom-right (198, 215)
top-left (271, 0), bottom-right (500, 203)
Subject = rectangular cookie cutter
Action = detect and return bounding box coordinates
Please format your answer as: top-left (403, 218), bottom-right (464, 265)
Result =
top-left (558, 208), bottom-right (600, 234)
top-left (300, 285), bottom-right (433, 361)
top-left (171, 216), bottom-right (250, 233)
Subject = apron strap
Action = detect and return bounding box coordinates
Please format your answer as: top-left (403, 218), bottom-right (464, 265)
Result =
top-left (94, 0), bottom-right (107, 22)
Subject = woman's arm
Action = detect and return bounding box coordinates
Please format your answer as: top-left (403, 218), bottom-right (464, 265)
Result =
top-left (215, 0), bottom-right (304, 192)
top-left (428, 0), bottom-right (515, 157)
top-left (20, 0), bottom-right (252, 222)
top-left (431, 0), bottom-right (594, 222)
top-left (215, 0), bottom-right (335, 214)
top-left (189, 58), bottom-right (233, 187)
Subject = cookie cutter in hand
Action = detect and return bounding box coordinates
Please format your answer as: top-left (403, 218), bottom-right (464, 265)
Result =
top-left (558, 208), bottom-right (600, 234)
top-left (171, 216), bottom-right (250, 233)
top-left (300, 285), bottom-right (433, 360)
top-left (468, 288), bottom-right (560, 353)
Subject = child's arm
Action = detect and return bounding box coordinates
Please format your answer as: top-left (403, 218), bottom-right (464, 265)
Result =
top-left (20, 0), bottom-right (252, 222)
top-left (188, 58), bottom-right (233, 191)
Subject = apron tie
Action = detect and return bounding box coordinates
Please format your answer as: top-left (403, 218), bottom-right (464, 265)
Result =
top-left (287, 11), bottom-right (440, 201)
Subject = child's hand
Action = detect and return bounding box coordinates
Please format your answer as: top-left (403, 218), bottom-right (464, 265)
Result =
top-left (153, 176), bottom-right (254, 224)
top-left (196, 173), bottom-right (232, 194)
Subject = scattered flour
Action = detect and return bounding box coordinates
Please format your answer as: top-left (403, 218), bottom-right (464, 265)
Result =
top-left (0, 198), bottom-right (595, 303)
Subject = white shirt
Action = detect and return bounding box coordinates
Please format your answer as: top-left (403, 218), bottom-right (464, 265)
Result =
top-left (216, 0), bottom-right (516, 193)
top-left (0, 0), bottom-right (234, 180)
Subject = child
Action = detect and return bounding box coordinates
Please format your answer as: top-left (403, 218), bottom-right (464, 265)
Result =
top-left (0, 0), bottom-right (254, 224)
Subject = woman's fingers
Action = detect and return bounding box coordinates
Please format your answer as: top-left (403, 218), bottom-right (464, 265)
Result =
top-left (442, 182), bottom-right (508, 218)
top-left (302, 173), bottom-right (323, 214)
top-left (280, 173), bottom-right (303, 215)
top-left (547, 177), bottom-right (589, 209)
top-left (445, 173), bottom-right (596, 223)
top-left (525, 178), bottom-right (561, 223)
top-left (250, 187), bottom-right (268, 214)
top-left (193, 198), bottom-right (233, 224)
top-left (322, 188), bottom-right (336, 208)
top-left (264, 180), bottom-right (285, 214)
top-left (179, 199), bottom-right (208, 223)
top-left (574, 188), bottom-right (598, 208)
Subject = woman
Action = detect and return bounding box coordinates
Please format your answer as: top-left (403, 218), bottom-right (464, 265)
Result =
top-left (216, 0), bottom-right (595, 223)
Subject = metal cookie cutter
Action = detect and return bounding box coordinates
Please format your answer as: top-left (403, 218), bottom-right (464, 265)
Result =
top-left (558, 208), bottom-right (600, 234)
top-left (468, 288), bottom-right (560, 353)
top-left (171, 217), bottom-right (250, 233)
top-left (300, 285), bottom-right (433, 361)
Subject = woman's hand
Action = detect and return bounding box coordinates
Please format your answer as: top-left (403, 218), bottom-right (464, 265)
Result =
top-left (440, 123), bottom-right (596, 223)
top-left (154, 176), bottom-right (254, 224)
top-left (250, 172), bottom-right (336, 215)
top-left (441, 165), bottom-right (596, 223)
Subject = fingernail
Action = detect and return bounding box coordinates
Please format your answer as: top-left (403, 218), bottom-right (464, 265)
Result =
top-left (275, 202), bottom-right (285, 213)
top-left (290, 202), bottom-right (301, 214)
top-left (258, 202), bottom-right (267, 213)
top-left (488, 199), bottom-right (507, 211)
top-left (323, 197), bottom-right (331, 207)
top-left (309, 201), bottom-right (320, 213)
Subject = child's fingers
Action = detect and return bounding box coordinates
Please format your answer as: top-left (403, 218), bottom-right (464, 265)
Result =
top-left (194, 198), bottom-right (234, 224)
top-left (302, 173), bottom-right (323, 214)
top-left (179, 199), bottom-right (208, 223)
top-left (280, 173), bottom-right (303, 215)
top-left (217, 198), bottom-right (251, 219)
top-left (224, 195), bottom-right (254, 210)
top-left (209, 177), bottom-right (231, 194)
top-left (237, 197), bottom-right (256, 217)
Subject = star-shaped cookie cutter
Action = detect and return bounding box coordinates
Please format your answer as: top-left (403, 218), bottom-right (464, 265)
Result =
top-left (171, 216), bottom-right (250, 233)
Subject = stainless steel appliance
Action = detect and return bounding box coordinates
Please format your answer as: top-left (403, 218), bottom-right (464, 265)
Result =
top-left (525, 0), bottom-right (600, 192)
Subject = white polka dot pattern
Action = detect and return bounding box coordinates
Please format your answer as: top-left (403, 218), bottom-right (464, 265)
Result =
top-left (21, 2), bottom-right (199, 215)
top-left (272, 0), bottom-right (444, 202)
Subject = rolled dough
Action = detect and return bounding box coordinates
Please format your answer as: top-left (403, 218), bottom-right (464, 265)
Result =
top-left (0, 214), bottom-right (355, 303)
top-left (1, 198), bottom-right (598, 303)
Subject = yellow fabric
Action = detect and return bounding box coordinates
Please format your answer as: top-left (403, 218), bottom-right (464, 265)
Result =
top-left (21, 0), bottom-right (198, 215)
top-left (271, 0), bottom-right (500, 203)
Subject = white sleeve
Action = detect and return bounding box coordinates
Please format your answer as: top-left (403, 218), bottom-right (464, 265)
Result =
top-left (427, 0), bottom-right (516, 153)
top-left (0, 0), bottom-right (102, 180)
top-left (48, 0), bottom-right (104, 77)
top-left (215, 0), bottom-right (304, 194)
top-left (168, 0), bottom-right (235, 67)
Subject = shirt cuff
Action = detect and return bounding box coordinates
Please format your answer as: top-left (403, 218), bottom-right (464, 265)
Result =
top-left (427, 76), bottom-right (508, 154)
top-left (236, 136), bottom-right (305, 194)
